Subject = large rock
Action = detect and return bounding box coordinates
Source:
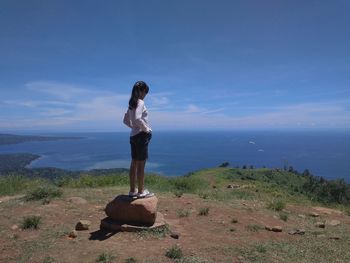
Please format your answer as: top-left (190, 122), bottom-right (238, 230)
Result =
top-left (105, 195), bottom-right (158, 226)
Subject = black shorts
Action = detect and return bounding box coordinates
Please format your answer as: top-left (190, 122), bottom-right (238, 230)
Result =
top-left (130, 131), bottom-right (152, 161)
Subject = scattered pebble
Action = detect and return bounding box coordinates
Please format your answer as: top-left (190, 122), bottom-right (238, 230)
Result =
top-left (310, 212), bottom-right (320, 217)
top-left (315, 222), bottom-right (325, 228)
top-left (75, 220), bottom-right (91, 231)
top-left (288, 229), bottom-right (305, 235)
top-left (68, 230), bottom-right (78, 238)
top-left (170, 232), bottom-right (180, 239)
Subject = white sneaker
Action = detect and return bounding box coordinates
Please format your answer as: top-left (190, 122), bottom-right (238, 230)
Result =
top-left (128, 191), bottom-right (138, 198)
top-left (137, 189), bottom-right (155, 198)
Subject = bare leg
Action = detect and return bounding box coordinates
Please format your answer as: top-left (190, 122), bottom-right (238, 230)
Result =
top-left (137, 160), bottom-right (146, 193)
top-left (129, 159), bottom-right (137, 192)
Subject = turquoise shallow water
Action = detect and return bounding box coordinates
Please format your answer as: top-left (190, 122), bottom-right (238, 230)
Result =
top-left (0, 131), bottom-right (349, 181)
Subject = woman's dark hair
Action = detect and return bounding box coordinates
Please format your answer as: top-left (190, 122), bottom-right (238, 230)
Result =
top-left (128, 81), bottom-right (149, 109)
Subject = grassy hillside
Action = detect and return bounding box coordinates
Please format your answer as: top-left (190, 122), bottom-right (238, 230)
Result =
top-left (1, 167), bottom-right (349, 209)
top-left (1, 167), bottom-right (350, 263)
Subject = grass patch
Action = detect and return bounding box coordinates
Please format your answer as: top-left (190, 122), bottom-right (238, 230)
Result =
top-left (267, 199), bottom-right (286, 211)
top-left (175, 257), bottom-right (210, 263)
top-left (25, 186), bottom-right (63, 201)
top-left (177, 209), bottom-right (191, 218)
top-left (198, 207), bottom-right (209, 216)
top-left (42, 256), bottom-right (55, 263)
top-left (279, 212), bottom-right (288, 221)
top-left (165, 245), bottom-right (183, 259)
top-left (21, 215), bottom-right (41, 230)
top-left (173, 190), bottom-right (184, 198)
top-left (96, 252), bottom-right (116, 263)
top-left (138, 225), bottom-right (170, 239)
top-left (245, 224), bottom-right (264, 232)
top-left (0, 175), bottom-right (48, 196)
top-left (255, 244), bottom-right (267, 253)
top-left (125, 258), bottom-right (137, 263)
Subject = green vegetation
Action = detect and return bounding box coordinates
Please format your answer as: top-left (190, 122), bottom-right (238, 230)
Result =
top-left (25, 186), bottom-right (63, 201)
top-left (1, 164), bottom-right (349, 209)
top-left (21, 215), bottom-right (42, 230)
top-left (137, 225), bottom-right (170, 239)
top-left (267, 199), bottom-right (286, 211)
top-left (198, 207), bottom-right (209, 216)
top-left (42, 256), bottom-right (55, 263)
top-left (177, 209), bottom-right (191, 218)
top-left (0, 153), bottom-right (40, 171)
top-left (279, 212), bottom-right (288, 221)
top-left (245, 224), bottom-right (264, 232)
top-left (124, 258), bottom-right (137, 263)
top-left (165, 245), bottom-right (183, 259)
top-left (96, 252), bottom-right (116, 263)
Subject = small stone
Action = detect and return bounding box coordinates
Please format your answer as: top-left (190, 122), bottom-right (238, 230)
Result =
top-left (315, 222), bottom-right (325, 228)
top-left (310, 212), bottom-right (319, 217)
top-left (327, 219), bottom-right (340, 226)
top-left (75, 220), bottom-right (91, 231)
top-left (265, 226), bottom-right (282, 232)
top-left (272, 226), bottom-right (283, 232)
top-left (298, 214), bottom-right (306, 219)
top-left (11, 225), bottom-right (19, 231)
top-left (68, 230), bottom-right (78, 238)
top-left (329, 236), bottom-right (341, 240)
top-left (170, 232), bottom-right (180, 239)
top-left (288, 229), bottom-right (305, 235)
top-left (317, 234), bottom-right (326, 238)
top-left (212, 185), bottom-right (217, 189)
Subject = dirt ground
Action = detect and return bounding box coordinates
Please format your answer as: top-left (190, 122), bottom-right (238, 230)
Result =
top-left (0, 187), bottom-right (349, 263)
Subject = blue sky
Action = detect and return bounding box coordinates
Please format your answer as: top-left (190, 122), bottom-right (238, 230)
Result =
top-left (1, 0), bottom-right (350, 132)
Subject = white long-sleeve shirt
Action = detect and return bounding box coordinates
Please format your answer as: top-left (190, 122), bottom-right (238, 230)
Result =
top-left (123, 99), bottom-right (152, 136)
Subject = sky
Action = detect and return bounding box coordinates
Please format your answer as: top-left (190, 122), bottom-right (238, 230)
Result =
top-left (1, 0), bottom-right (350, 132)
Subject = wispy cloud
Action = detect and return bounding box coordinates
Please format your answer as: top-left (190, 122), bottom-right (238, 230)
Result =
top-left (25, 81), bottom-right (89, 100)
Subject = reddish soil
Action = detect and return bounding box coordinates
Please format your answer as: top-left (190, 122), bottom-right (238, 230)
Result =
top-left (0, 188), bottom-right (349, 263)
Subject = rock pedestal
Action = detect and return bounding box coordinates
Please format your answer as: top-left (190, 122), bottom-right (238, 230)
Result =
top-left (104, 195), bottom-right (158, 227)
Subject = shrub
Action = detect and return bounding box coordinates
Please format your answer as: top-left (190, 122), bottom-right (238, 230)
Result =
top-left (125, 258), bottom-right (136, 263)
top-left (165, 245), bottom-right (183, 259)
top-left (219, 162), bottom-right (230, 168)
top-left (267, 199), bottom-right (286, 211)
top-left (177, 209), bottom-right (191, 218)
top-left (43, 256), bottom-right (55, 263)
top-left (21, 215), bottom-right (41, 230)
top-left (198, 207), bottom-right (209, 216)
top-left (245, 224), bottom-right (263, 232)
top-left (174, 190), bottom-right (184, 198)
top-left (279, 212), bottom-right (288, 221)
top-left (255, 244), bottom-right (267, 253)
top-left (25, 186), bottom-right (62, 201)
top-left (96, 252), bottom-right (115, 263)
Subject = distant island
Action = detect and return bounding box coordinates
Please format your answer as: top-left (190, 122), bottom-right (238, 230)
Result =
top-left (0, 133), bottom-right (83, 146)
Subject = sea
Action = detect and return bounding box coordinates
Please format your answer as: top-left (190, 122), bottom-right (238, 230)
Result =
top-left (0, 131), bottom-right (349, 182)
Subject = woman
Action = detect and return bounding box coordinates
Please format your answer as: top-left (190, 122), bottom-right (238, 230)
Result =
top-left (123, 81), bottom-right (154, 198)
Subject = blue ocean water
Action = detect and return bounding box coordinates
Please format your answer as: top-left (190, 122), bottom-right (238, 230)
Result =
top-left (0, 131), bottom-right (349, 182)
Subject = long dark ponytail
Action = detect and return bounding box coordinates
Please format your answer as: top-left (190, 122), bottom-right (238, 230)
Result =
top-left (128, 81), bottom-right (149, 109)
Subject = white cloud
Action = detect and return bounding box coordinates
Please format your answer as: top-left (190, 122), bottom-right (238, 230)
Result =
top-left (25, 81), bottom-right (88, 100)
top-left (3, 100), bottom-right (39, 108)
top-left (186, 104), bottom-right (200, 113)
